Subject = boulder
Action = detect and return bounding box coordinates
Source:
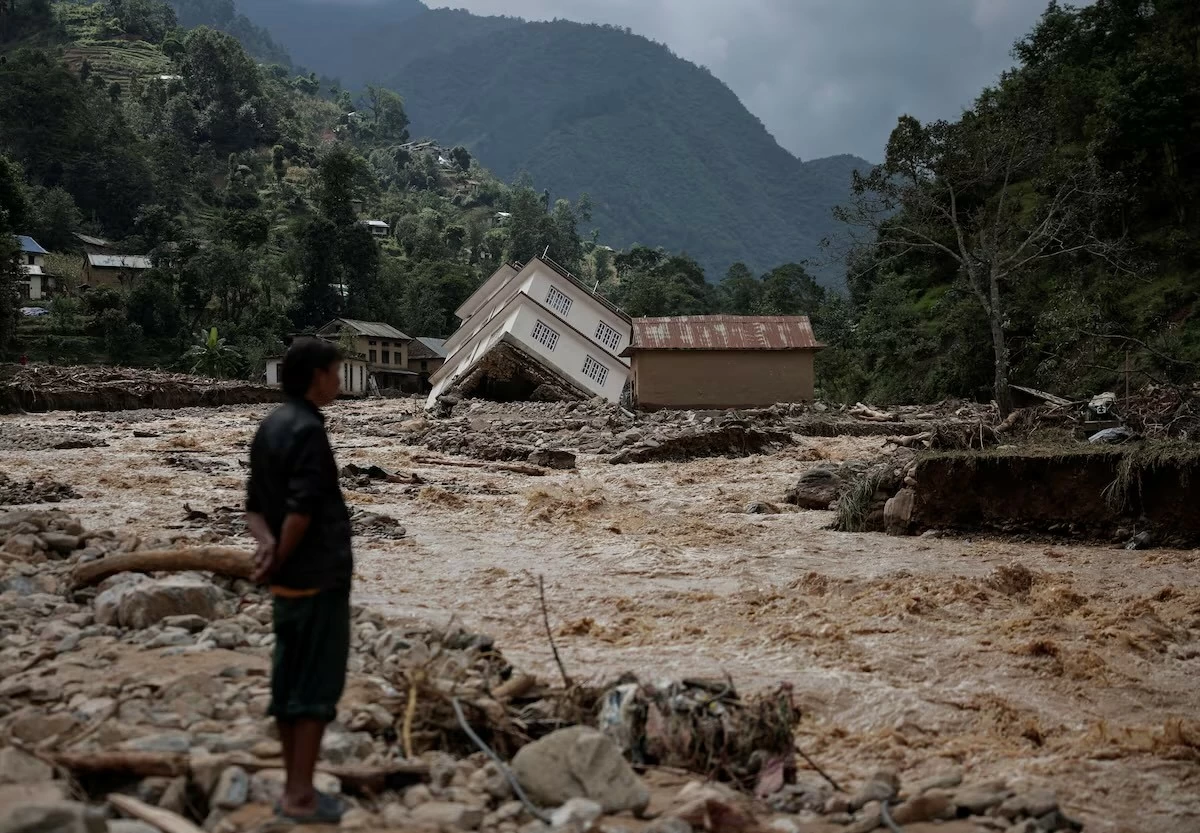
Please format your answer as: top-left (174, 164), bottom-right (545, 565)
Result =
top-left (888, 791), bottom-right (955, 825)
top-left (512, 726), bottom-right (649, 816)
top-left (0, 802), bottom-right (107, 833)
top-left (884, 488), bottom-right (915, 536)
top-left (96, 576), bottom-right (223, 629)
top-left (784, 467), bottom-right (846, 510)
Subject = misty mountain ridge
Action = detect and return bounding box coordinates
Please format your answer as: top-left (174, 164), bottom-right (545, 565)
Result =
top-left (233, 0), bottom-right (871, 283)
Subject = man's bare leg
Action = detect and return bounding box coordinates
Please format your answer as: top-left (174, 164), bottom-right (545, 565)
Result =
top-left (280, 718), bottom-right (327, 816)
top-left (277, 718), bottom-right (295, 805)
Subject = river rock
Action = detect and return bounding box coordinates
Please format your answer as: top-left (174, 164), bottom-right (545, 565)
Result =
top-left (39, 533), bottom-right (80, 556)
top-left (549, 798), bottom-right (603, 831)
top-left (884, 487), bottom-right (915, 536)
top-left (889, 791), bottom-right (955, 824)
top-left (410, 801), bottom-right (484, 830)
top-left (96, 576), bottom-right (223, 629)
top-left (997, 790), bottom-right (1058, 820)
top-left (108, 823), bottom-right (159, 833)
top-left (0, 802), bottom-right (107, 833)
top-left (849, 769), bottom-right (899, 811)
top-left (512, 726), bottom-right (649, 815)
top-left (211, 766), bottom-right (249, 810)
top-left (0, 749), bottom-right (54, 785)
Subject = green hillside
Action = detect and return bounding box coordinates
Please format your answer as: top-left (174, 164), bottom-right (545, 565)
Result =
top-left (229, 4), bottom-right (871, 284)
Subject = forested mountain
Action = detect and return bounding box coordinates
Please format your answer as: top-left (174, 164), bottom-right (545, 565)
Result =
top-left (821, 0), bottom-right (1200, 408)
top-left (228, 2), bottom-right (871, 283)
top-left (0, 0), bottom-right (831, 374)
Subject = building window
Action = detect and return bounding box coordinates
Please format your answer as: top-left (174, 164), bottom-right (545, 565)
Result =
top-left (531, 320), bottom-right (560, 351)
top-left (274, 363), bottom-right (282, 383)
top-left (595, 320), bottom-right (622, 352)
top-left (369, 350), bottom-right (376, 363)
top-left (359, 365), bottom-right (364, 390)
top-left (421, 360), bottom-right (428, 371)
top-left (369, 340), bottom-right (377, 346)
top-left (27, 254), bottom-right (35, 265)
top-left (343, 363), bottom-right (350, 390)
top-left (582, 355), bottom-right (609, 386)
top-left (545, 285), bottom-right (572, 317)
top-left (381, 350), bottom-right (391, 364)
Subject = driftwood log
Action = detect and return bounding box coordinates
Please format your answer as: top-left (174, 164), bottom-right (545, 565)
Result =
top-left (70, 546), bottom-right (254, 589)
top-left (52, 751), bottom-right (189, 778)
top-left (107, 795), bottom-right (204, 833)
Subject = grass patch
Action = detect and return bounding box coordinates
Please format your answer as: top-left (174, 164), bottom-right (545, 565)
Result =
top-left (833, 467), bottom-right (886, 532)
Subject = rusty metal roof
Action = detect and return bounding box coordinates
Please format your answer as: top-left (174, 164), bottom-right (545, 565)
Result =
top-left (624, 316), bottom-right (823, 353)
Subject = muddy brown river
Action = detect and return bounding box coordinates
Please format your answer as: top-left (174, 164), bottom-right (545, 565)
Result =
top-left (3, 399), bottom-right (1197, 832)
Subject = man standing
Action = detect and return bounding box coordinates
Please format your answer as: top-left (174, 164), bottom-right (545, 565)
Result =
top-left (246, 338), bottom-right (352, 824)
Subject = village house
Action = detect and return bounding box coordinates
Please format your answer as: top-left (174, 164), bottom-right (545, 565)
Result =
top-left (83, 254), bottom-right (152, 290)
top-left (316, 318), bottom-right (419, 392)
top-left (426, 256), bottom-right (632, 407)
top-left (359, 219), bottom-right (390, 238)
top-left (621, 315), bottom-right (824, 410)
top-left (15, 235), bottom-right (50, 301)
top-left (264, 352), bottom-right (370, 397)
top-left (407, 337), bottom-right (447, 390)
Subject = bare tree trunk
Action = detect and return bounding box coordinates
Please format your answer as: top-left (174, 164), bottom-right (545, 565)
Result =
top-left (988, 269), bottom-right (1013, 415)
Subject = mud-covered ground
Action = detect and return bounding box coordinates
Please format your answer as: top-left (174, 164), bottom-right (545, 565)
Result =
top-left (2, 399), bottom-right (1198, 833)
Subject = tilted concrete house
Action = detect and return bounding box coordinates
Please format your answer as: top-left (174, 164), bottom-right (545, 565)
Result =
top-left (426, 257), bottom-right (632, 406)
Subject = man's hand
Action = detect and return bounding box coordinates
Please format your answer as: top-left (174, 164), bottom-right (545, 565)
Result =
top-left (251, 534), bottom-right (278, 583)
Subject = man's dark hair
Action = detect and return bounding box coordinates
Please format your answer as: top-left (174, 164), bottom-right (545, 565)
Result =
top-left (281, 338), bottom-right (343, 398)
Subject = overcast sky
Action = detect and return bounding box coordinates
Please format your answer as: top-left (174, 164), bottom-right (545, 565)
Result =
top-left (427, 0), bottom-right (1067, 162)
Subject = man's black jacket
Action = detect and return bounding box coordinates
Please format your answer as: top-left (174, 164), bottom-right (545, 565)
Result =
top-left (246, 398), bottom-right (352, 590)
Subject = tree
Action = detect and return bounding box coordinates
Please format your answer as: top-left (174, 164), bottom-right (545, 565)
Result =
top-left (0, 155), bottom-right (29, 355)
top-left (361, 85), bottom-right (409, 143)
top-left (759, 263), bottom-right (824, 317)
top-left (180, 27), bottom-right (276, 151)
top-left (718, 262), bottom-right (760, 314)
top-left (27, 186), bottom-right (82, 252)
top-left (449, 145), bottom-right (471, 171)
top-left (185, 326), bottom-right (241, 377)
top-left (837, 100), bottom-right (1125, 414)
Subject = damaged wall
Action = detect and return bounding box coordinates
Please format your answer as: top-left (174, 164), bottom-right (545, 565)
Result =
top-left (631, 350), bottom-right (817, 410)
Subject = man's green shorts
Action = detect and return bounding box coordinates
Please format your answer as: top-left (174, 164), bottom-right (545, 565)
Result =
top-left (268, 587), bottom-right (350, 722)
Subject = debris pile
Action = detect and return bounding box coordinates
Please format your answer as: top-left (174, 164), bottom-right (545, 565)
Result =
top-left (0, 364), bottom-right (280, 414)
top-left (0, 509), bottom-right (1091, 832)
top-left (0, 473), bottom-right (79, 506)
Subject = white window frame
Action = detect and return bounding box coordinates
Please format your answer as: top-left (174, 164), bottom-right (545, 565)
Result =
top-left (595, 320), bottom-right (622, 352)
top-left (545, 285), bottom-right (573, 317)
top-left (531, 320), bottom-right (560, 351)
top-left (582, 355), bottom-right (609, 386)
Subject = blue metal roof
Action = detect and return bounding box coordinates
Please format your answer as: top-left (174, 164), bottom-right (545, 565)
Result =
top-left (16, 235), bottom-right (48, 255)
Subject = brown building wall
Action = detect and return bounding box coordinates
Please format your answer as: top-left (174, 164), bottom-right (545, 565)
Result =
top-left (631, 349), bottom-right (817, 409)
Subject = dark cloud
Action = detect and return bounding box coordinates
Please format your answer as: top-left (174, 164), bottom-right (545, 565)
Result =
top-left (427, 0), bottom-right (1071, 162)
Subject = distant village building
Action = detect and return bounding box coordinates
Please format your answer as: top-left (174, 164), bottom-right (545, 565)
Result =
top-left (15, 235), bottom-right (50, 301)
top-left (83, 254), bottom-right (152, 290)
top-left (315, 318), bottom-right (418, 392)
top-left (407, 337), bottom-right (448, 390)
top-left (359, 219), bottom-right (390, 238)
top-left (622, 315), bottom-right (824, 410)
top-left (426, 256), bottom-right (632, 407)
top-left (264, 353), bottom-right (370, 398)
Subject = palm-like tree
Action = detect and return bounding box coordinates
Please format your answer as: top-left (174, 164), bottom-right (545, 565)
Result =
top-left (185, 327), bottom-right (241, 378)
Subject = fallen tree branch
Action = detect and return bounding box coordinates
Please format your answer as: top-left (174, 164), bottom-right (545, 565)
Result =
top-left (538, 575), bottom-right (572, 688)
top-left (107, 795), bottom-right (203, 833)
top-left (70, 546), bottom-right (253, 589)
